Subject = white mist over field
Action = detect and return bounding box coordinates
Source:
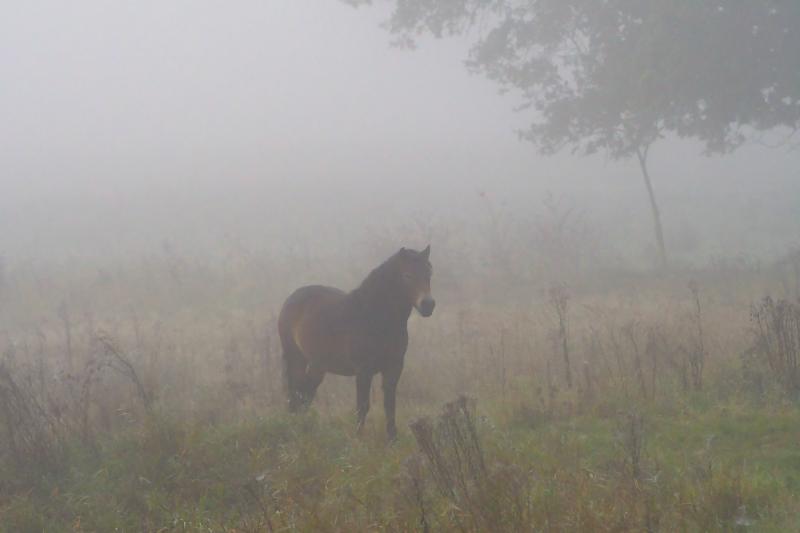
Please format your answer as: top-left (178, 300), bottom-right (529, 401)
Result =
top-left (1, 1), bottom-right (798, 269)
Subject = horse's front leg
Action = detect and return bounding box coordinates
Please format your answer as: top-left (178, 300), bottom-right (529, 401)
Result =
top-left (355, 372), bottom-right (373, 434)
top-left (382, 368), bottom-right (401, 442)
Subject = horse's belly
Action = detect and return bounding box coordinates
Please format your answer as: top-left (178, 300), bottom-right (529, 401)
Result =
top-left (294, 325), bottom-right (357, 375)
top-left (288, 290), bottom-right (405, 375)
top-left (322, 362), bottom-right (358, 377)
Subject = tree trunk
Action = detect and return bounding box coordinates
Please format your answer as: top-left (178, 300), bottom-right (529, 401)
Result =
top-left (636, 146), bottom-right (667, 269)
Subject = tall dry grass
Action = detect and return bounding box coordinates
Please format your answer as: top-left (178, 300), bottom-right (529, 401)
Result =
top-left (1, 216), bottom-right (799, 530)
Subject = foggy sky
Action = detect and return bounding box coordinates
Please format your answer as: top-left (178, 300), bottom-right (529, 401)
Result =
top-left (2, 1), bottom-right (799, 265)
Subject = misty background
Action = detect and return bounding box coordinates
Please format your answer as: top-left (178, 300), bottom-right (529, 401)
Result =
top-left (2, 0), bottom-right (799, 273)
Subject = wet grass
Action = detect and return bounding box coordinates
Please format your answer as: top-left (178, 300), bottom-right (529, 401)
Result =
top-left (2, 392), bottom-right (800, 532)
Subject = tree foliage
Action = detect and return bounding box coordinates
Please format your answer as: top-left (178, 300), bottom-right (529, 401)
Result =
top-left (350, 0), bottom-right (800, 158)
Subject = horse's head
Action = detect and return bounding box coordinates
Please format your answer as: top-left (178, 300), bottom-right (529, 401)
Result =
top-left (397, 245), bottom-right (435, 317)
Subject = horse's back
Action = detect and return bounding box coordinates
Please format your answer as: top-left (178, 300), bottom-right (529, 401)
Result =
top-left (281, 285), bottom-right (346, 312)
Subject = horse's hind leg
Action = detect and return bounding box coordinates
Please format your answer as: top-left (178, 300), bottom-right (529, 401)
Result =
top-left (355, 372), bottom-right (373, 434)
top-left (299, 366), bottom-right (325, 408)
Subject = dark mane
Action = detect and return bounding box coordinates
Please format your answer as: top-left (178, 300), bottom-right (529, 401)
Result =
top-left (350, 251), bottom-right (408, 321)
top-left (354, 251), bottom-right (400, 293)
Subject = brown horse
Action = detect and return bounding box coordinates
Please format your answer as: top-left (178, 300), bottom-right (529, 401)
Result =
top-left (278, 246), bottom-right (435, 440)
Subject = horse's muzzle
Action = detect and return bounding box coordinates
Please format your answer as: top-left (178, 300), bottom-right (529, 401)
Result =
top-left (418, 297), bottom-right (436, 317)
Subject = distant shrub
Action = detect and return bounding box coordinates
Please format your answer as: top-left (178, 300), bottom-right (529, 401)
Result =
top-left (749, 297), bottom-right (800, 398)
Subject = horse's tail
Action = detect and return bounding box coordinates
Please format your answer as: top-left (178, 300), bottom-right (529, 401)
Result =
top-left (281, 340), bottom-right (289, 396)
top-left (278, 307), bottom-right (303, 411)
top-left (279, 325), bottom-right (292, 393)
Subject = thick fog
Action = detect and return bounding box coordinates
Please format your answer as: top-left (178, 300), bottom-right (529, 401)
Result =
top-left (2, 0), bottom-right (799, 269)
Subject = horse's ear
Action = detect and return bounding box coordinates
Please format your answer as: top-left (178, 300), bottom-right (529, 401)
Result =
top-left (420, 245), bottom-right (430, 260)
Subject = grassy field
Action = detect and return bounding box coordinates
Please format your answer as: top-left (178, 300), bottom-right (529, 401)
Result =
top-left (4, 395), bottom-right (800, 531)
top-left (2, 248), bottom-right (800, 531)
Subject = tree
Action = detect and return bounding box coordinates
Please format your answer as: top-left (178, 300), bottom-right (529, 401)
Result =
top-left (347, 0), bottom-right (800, 268)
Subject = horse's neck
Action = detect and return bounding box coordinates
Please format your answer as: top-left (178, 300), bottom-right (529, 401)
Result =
top-left (371, 298), bottom-right (412, 327)
top-left (351, 282), bottom-right (411, 329)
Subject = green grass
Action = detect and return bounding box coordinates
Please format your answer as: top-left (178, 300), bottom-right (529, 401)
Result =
top-left (3, 395), bottom-right (800, 532)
